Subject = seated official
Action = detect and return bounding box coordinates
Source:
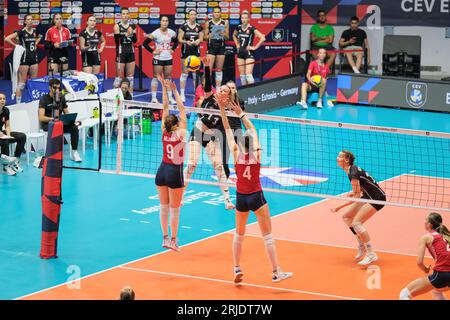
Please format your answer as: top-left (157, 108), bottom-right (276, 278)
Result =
top-left (120, 78), bottom-right (133, 101)
top-left (310, 10), bottom-right (336, 68)
top-left (38, 78), bottom-right (82, 162)
top-left (339, 16), bottom-right (370, 74)
top-left (297, 48), bottom-right (334, 110)
top-left (0, 92), bottom-right (26, 176)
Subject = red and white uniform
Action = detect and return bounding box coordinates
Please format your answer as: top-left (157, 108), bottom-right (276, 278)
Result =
top-left (45, 26), bottom-right (71, 45)
top-left (235, 152), bottom-right (262, 194)
top-left (427, 232), bottom-right (450, 272)
top-left (162, 129), bottom-right (185, 166)
top-left (308, 60), bottom-right (330, 84)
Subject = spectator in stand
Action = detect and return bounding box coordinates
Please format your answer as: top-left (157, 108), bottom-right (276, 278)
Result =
top-left (310, 10), bottom-right (336, 69)
top-left (339, 16), bottom-right (371, 74)
top-left (0, 92), bottom-right (26, 176)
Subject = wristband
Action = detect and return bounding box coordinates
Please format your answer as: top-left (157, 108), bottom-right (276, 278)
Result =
top-left (240, 113), bottom-right (246, 119)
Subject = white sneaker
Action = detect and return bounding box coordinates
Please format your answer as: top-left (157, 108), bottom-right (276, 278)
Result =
top-left (316, 100), bottom-right (323, 109)
top-left (70, 150), bottom-right (82, 163)
top-left (1, 154), bottom-right (15, 165)
top-left (326, 99), bottom-right (334, 107)
top-left (151, 97), bottom-right (159, 104)
top-left (3, 165), bottom-right (16, 176)
top-left (234, 267), bottom-right (244, 284)
top-left (169, 238), bottom-right (180, 252)
top-left (352, 66), bottom-right (361, 74)
top-left (225, 199), bottom-right (235, 210)
top-left (10, 159), bottom-right (23, 173)
top-left (358, 252), bottom-right (378, 266)
top-left (272, 268), bottom-right (293, 283)
top-left (181, 94), bottom-right (186, 103)
top-left (296, 101), bottom-right (308, 110)
top-left (162, 236), bottom-right (170, 249)
top-left (354, 245), bottom-right (366, 261)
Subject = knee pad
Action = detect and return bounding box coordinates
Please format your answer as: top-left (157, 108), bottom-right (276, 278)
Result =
top-left (245, 74), bottom-right (254, 83)
top-left (17, 82), bottom-right (26, 90)
top-left (352, 222), bottom-right (366, 235)
top-left (263, 234), bottom-right (275, 246)
top-left (215, 71), bottom-right (223, 83)
top-left (113, 77), bottom-right (122, 88)
top-left (127, 77), bottom-right (134, 88)
top-left (233, 233), bottom-right (244, 245)
top-left (180, 73), bottom-right (189, 83)
top-left (240, 75), bottom-right (247, 85)
top-left (151, 77), bottom-right (159, 88)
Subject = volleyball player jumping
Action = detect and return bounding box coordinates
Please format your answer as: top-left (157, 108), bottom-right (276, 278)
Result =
top-left (216, 95), bottom-right (293, 283)
top-left (155, 74), bottom-right (187, 252)
top-left (400, 212), bottom-right (450, 300)
top-left (184, 57), bottom-right (235, 210)
top-left (331, 150), bottom-right (386, 266)
top-left (5, 14), bottom-right (41, 103)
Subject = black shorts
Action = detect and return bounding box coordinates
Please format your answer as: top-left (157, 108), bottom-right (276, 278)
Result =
top-left (155, 162), bottom-right (184, 189)
top-left (82, 51), bottom-right (101, 67)
top-left (207, 40), bottom-right (226, 56)
top-left (20, 54), bottom-right (38, 66)
top-left (153, 59), bottom-right (173, 67)
top-left (236, 191), bottom-right (267, 212)
top-left (363, 192), bottom-right (386, 211)
top-left (237, 47), bottom-right (255, 60)
top-left (48, 48), bottom-right (69, 65)
top-left (181, 45), bottom-right (200, 59)
top-left (189, 124), bottom-right (225, 149)
top-left (307, 82), bottom-right (320, 93)
top-left (428, 271), bottom-right (450, 289)
top-left (116, 51), bottom-right (135, 64)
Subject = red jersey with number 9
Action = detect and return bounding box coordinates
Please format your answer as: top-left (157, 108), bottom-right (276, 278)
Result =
top-left (235, 152), bottom-right (262, 194)
top-left (427, 232), bottom-right (450, 272)
top-left (162, 129), bottom-right (185, 165)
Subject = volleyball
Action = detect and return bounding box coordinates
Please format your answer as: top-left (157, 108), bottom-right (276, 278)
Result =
top-left (311, 75), bottom-right (323, 87)
top-left (184, 55), bottom-right (201, 71)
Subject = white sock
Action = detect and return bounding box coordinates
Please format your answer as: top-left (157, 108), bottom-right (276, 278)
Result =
top-left (263, 234), bottom-right (279, 272)
top-left (16, 96), bottom-right (22, 103)
top-left (365, 241), bottom-right (374, 254)
top-left (233, 234), bottom-right (244, 268)
top-left (168, 91), bottom-right (174, 100)
top-left (160, 204), bottom-right (169, 236)
top-left (181, 89), bottom-right (185, 96)
top-left (152, 91), bottom-right (157, 100)
top-left (240, 75), bottom-right (247, 86)
top-left (399, 287), bottom-right (412, 300)
top-left (170, 207), bottom-right (180, 239)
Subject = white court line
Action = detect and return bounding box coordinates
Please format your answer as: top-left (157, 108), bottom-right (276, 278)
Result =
top-left (119, 266), bottom-right (361, 300)
top-left (181, 226), bottom-right (192, 229)
top-left (239, 233), bottom-right (427, 259)
top-left (202, 229), bottom-right (213, 232)
top-left (15, 203), bottom-right (316, 300)
top-left (140, 221), bottom-right (150, 224)
top-left (120, 218), bottom-right (129, 221)
top-left (13, 173), bottom-right (423, 300)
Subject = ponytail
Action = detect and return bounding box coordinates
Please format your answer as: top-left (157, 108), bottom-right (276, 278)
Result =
top-left (428, 212), bottom-right (450, 244)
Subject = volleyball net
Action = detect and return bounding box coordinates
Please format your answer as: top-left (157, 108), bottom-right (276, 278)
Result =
top-left (99, 97), bottom-right (450, 212)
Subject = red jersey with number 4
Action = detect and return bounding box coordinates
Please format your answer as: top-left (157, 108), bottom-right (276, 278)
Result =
top-left (45, 26), bottom-right (71, 44)
top-left (427, 232), bottom-right (450, 272)
top-left (308, 60), bottom-right (330, 82)
top-left (162, 129), bottom-right (184, 165)
top-left (235, 152), bottom-right (262, 194)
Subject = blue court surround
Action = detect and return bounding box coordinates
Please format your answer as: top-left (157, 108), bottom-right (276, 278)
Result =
top-left (1, 79), bottom-right (449, 300)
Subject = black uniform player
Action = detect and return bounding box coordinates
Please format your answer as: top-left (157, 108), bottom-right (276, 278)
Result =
top-left (232, 11), bottom-right (265, 85)
top-left (113, 7), bottom-right (137, 90)
top-left (5, 14), bottom-right (41, 103)
top-left (332, 150), bottom-right (386, 266)
top-left (79, 16), bottom-right (105, 74)
top-left (178, 9), bottom-right (204, 102)
top-left (184, 61), bottom-right (235, 210)
top-left (205, 7), bottom-right (229, 88)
